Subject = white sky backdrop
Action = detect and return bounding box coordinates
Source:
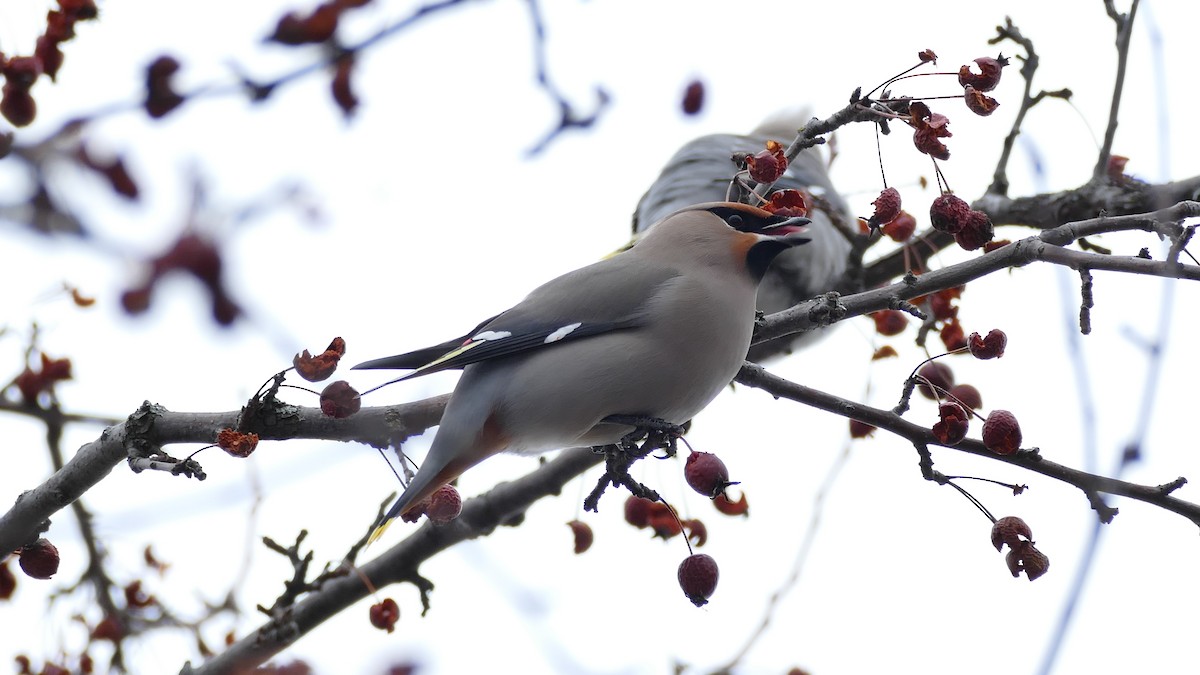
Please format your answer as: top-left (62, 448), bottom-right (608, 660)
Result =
top-left (2, 1), bottom-right (1199, 674)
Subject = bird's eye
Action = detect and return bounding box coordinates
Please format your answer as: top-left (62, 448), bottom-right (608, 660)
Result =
top-left (727, 214), bottom-right (744, 228)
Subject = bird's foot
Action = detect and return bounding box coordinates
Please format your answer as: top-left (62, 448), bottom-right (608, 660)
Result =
top-left (584, 416), bottom-right (688, 513)
top-left (600, 414), bottom-right (686, 458)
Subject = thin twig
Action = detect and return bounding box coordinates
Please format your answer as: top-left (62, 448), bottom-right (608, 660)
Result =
top-left (1092, 0), bottom-right (1141, 181)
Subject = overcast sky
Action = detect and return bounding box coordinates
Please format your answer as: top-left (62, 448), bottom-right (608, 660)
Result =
top-left (2, 1), bottom-right (1199, 674)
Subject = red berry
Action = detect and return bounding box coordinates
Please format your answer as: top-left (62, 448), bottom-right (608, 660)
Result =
top-left (931, 402), bottom-right (969, 446)
top-left (647, 502), bottom-right (682, 540)
top-left (881, 210), bottom-right (917, 242)
top-left (369, 598), bottom-right (400, 633)
top-left (566, 520), bottom-right (593, 554)
top-left (90, 614), bottom-right (123, 642)
top-left (677, 554), bottom-right (719, 607)
top-left (916, 361), bottom-right (955, 399)
top-left (681, 79), bottom-right (705, 115)
top-left (968, 329), bottom-right (1007, 359)
top-left (18, 538), bottom-right (59, 579)
top-left (624, 495), bottom-right (654, 529)
top-left (683, 519), bottom-right (708, 547)
top-left (319, 380), bottom-right (360, 418)
top-left (684, 451), bottom-right (732, 498)
top-left (0, 85), bottom-right (36, 127)
top-left (982, 410), bottom-right (1022, 455)
top-left (871, 309), bottom-right (909, 336)
top-left (849, 419), bottom-right (876, 439)
top-left (425, 484), bottom-right (462, 524)
top-left (948, 383), bottom-right (982, 410)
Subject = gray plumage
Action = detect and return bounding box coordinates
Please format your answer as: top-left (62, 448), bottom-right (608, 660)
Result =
top-left (634, 111), bottom-right (854, 360)
top-left (355, 203), bottom-right (809, 536)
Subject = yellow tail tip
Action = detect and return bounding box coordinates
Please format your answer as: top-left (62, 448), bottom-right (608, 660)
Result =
top-left (366, 518), bottom-right (394, 547)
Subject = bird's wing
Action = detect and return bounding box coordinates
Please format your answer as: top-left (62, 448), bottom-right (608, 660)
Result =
top-left (352, 314), bottom-right (499, 371)
top-left (352, 254), bottom-right (680, 380)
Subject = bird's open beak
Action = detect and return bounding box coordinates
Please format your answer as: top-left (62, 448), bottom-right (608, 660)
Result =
top-left (761, 215), bottom-right (811, 236)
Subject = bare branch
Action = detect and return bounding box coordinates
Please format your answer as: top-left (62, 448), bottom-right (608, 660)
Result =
top-left (181, 446), bottom-right (602, 675)
top-left (0, 396), bottom-right (450, 557)
top-left (1093, 0), bottom-right (1141, 180)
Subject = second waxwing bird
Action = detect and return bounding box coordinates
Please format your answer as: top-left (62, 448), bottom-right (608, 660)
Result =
top-left (354, 202), bottom-right (811, 541)
top-left (634, 110), bottom-right (856, 361)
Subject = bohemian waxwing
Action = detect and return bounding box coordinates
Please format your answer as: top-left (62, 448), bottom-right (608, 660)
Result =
top-left (634, 110), bottom-right (855, 361)
top-left (355, 202), bottom-right (810, 540)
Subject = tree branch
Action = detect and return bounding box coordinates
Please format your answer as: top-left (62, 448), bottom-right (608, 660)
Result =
top-left (758, 201), bottom-right (1200, 345)
top-left (181, 446), bottom-right (602, 675)
top-left (0, 395), bottom-right (450, 556)
top-left (734, 363), bottom-right (1198, 527)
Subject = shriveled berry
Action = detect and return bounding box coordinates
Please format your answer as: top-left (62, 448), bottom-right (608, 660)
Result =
top-left (868, 187), bottom-right (902, 228)
top-left (745, 140), bottom-right (787, 183)
top-left (712, 491), bottom-right (749, 517)
top-left (369, 598), bottom-right (400, 633)
top-left (990, 516), bottom-right (1032, 552)
top-left (954, 209), bottom-right (994, 250)
top-left (948, 383), bottom-right (982, 410)
top-left (968, 329), bottom-right (1007, 359)
top-left (1005, 540), bottom-right (1050, 581)
top-left (871, 309), bottom-right (908, 337)
top-left (929, 194), bottom-right (971, 234)
top-left (566, 520), bottom-right (593, 554)
top-left (18, 538), bottom-right (59, 579)
top-left (872, 345), bottom-right (899, 360)
top-left (624, 495), bottom-right (654, 529)
top-left (927, 286), bottom-right (963, 322)
top-left (939, 319), bottom-right (966, 351)
top-left (910, 102), bottom-right (952, 160)
top-left (425, 484), bottom-right (462, 523)
top-left (958, 55), bottom-right (1009, 92)
top-left (982, 410), bottom-right (1022, 455)
top-left (677, 553), bottom-right (719, 607)
top-left (684, 451), bottom-right (732, 498)
top-left (763, 189), bottom-right (810, 217)
top-left (963, 85), bottom-right (1000, 117)
top-left (932, 402), bottom-right (969, 446)
top-left (916, 361), bottom-right (955, 399)
top-left (293, 337), bottom-right (346, 382)
top-left (216, 428), bottom-right (259, 458)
